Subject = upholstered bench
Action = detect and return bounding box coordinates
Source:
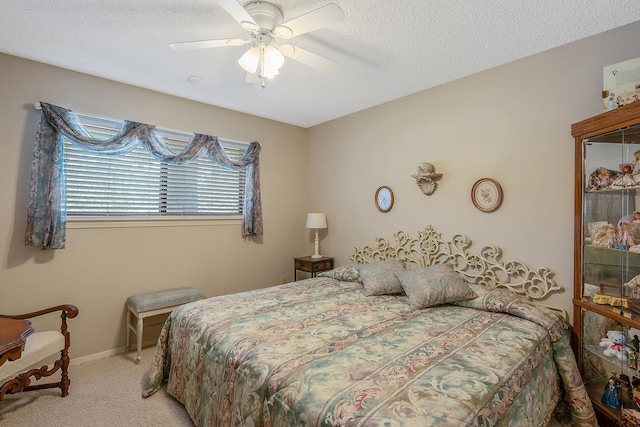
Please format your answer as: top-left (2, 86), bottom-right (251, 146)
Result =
top-left (126, 287), bottom-right (205, 363)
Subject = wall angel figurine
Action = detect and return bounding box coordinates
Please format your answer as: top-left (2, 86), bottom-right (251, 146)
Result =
top-left (411, 162), bottom-right (443, 195)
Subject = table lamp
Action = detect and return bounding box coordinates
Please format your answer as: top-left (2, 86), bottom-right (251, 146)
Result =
top-left (306, 213), bottom-right (327, 258)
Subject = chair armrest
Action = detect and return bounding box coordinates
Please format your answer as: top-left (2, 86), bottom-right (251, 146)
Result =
top-left (0, 304), bottom-right (78, 321)
top-left (0, 305), bottom-right (78, 349)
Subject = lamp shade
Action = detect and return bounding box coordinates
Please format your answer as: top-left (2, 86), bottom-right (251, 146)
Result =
top-left (306, 213), bottom-right (327, 229)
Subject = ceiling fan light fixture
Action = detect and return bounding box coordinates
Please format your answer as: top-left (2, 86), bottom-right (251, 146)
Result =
top-left (264, 68), bottom-right (279, 79)
top-left (264, 44), bottom-right (284, 68)
top-left (261, 44), bottom-right (284, 78)
top-left (238, 46), bottom-right (260, 73)
top-left (169, 1), bottom-right (346, 86)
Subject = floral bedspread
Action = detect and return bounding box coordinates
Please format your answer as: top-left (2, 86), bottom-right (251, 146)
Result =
top-left (143, 278), bottom-right (596, 427)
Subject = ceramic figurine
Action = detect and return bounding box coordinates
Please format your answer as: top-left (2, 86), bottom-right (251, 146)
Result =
top-left (587, 167), bottom-right (617, 190)
top-left (620, 374), bottom-right (632, 405)
top-left (411, 162), bottom-right (443, 196)
top-left (593, 224), bottom-right (618, 247)
top-left (630, 350), bottom-right (639, 370)
top-left (611, 163), bottom-right (640, 189)
top-left (602, 372), bottom-right (621, 409)
top-left (633, 378), bottom-right (640, 409)
top-left (417, 162), bottom-right (435, 174)
top-left (620, 221), bottom-right (637, 246)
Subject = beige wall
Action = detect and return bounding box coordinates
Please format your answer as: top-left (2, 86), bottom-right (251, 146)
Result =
top-left (308, 21), bottom-right (640, 321)
top-left (0, 54), bottom-right (309, 358)
top-left (2, 21), bottom-right (640, 359)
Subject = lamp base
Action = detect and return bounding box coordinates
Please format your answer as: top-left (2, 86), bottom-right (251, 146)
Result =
top-left (312, 231), bottom-right (322, 259)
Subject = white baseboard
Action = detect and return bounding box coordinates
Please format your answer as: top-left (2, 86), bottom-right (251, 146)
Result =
top-left (71, 338), bottom-right (158, 365)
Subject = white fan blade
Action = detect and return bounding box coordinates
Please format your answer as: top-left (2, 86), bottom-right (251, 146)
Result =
top-left (170, 38), bottom-right (250, 51)
top-left (275, 3), bottom-right (344, 39)
top-left (217, 0), bottom-right (259, 32)
top-left (280, 44), bottom-right (336, 72)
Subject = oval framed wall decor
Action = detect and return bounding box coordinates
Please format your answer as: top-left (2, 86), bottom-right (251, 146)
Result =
top-left (375, 186), bottom-right (394, 213)
top-left (471, 178), bottom-right (503, 212)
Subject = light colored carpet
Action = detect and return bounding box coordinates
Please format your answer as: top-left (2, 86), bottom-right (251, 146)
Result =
top-left (0, 347), bottom-right (193, 426)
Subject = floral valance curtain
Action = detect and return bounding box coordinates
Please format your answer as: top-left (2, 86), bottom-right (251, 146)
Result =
top-left (26, 102), bottom-right (262, 249)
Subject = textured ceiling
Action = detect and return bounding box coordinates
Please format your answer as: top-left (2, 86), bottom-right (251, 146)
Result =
top-left (2, 1), bottom-right (640, 128)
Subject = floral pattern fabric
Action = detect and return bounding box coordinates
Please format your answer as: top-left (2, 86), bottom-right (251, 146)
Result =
top-left (396, 264), bottom-right (477, 308)
top-left (317, 265), bottom-right (361, 282)
top-left (26, 102), bottom-right (262, 249)
top-left (356, 259), bottom-right (406, 295)
top-left (143, 278), bottom-right (596, 427)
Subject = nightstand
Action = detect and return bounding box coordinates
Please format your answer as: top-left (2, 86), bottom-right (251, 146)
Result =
top-left (294, 256), bottom-right (334, 281)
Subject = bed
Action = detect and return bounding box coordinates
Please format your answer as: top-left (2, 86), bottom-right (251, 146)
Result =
top-left (142, 225), bottom-right (596, 426)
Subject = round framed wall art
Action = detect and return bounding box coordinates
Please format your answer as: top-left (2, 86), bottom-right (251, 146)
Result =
top-left (471, 178), bottom-right (503, 212)
top-left (375, 186), bottom-right (394, 213)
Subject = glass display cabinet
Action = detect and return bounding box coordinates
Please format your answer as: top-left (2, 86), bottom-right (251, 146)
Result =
top-left (573, 102), bottom-right (640, 426)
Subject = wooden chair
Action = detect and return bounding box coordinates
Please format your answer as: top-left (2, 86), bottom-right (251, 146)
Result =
top-left (0, 304), bottom-right (78, 400)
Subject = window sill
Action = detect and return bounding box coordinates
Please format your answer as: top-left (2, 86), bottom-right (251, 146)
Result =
top-left (67, 217), bottom-right (242, 229)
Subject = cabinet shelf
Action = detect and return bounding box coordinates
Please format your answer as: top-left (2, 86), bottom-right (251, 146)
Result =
top-left (587, 188), bottom-right (640, 194)
top-left (583, 344), bottom-right (638, 380)
top-left (575, 299), bottom-right (640, 330)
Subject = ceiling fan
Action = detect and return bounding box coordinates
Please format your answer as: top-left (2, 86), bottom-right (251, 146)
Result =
top-left (170, 0), bottom-right (345, 87)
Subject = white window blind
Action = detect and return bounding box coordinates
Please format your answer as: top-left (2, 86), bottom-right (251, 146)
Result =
top-left (63, 114), bottom-right (247, 218)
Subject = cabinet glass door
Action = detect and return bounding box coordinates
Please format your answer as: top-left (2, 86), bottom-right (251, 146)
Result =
top-left (581, 123), bottom-right (640, 420)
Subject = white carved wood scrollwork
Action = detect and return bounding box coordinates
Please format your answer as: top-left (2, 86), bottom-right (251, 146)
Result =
top-left (350, 225), bottom-right (562, 302)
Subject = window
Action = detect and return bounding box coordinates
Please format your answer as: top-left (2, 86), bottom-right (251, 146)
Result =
top-left (63, 114), bottom-right (247, 219)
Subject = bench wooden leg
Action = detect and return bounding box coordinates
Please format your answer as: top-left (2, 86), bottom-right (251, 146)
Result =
top-left (126, 310), bottom-right (131, 351)
top-left (136, 316), bottom-right (143, 364)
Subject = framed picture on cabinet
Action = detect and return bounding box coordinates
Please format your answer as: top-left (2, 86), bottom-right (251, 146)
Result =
top-left (471, 178), bottom-right (503, 212)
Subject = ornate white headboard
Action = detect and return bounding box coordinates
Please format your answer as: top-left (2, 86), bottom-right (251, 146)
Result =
top-left (350, 225), bottom-right (563, 303)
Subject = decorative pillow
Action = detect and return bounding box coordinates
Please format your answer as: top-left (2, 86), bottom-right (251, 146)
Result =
top-left (454, 285), bottom-right (520, 312)
top-left (356, 259), bottom-right (406, 295)
top-left (317, 265), bottom-right (361, 282)
top-left (395, 264), bottom-right (477, 309)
